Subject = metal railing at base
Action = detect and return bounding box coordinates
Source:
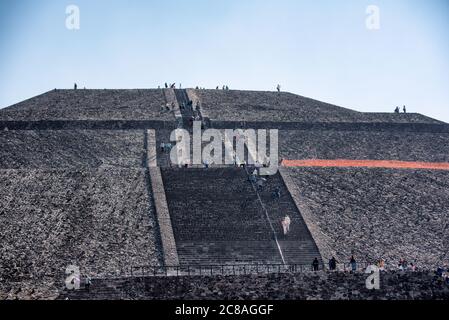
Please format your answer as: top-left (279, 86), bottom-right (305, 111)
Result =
top-left (97, 262), bottom-right (374, 279)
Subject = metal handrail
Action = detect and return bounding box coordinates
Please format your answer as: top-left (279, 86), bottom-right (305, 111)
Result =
top-left (22, 262), bottom-right (432, 284)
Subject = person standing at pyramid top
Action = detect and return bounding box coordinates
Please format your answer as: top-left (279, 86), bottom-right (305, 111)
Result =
top-left (276, 84), bottom-right (281, 92)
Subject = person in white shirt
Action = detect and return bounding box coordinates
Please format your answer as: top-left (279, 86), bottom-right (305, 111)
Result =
top-left (282, 215), bottom-right (291, 235)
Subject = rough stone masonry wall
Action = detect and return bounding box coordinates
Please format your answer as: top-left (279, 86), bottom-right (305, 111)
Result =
top-left (0, 89), bottom-right (174, 122)
top-left (0, 130), bottom-right (146, 169)
top-left (196, 90), bottom-right (442, 124)
top-left (0, 112), bottom-right (169, 300)
top-left (279, 130), bottom-right (449, 162)
top-left (0, 169), bottom-right (163, 299)
top-left (60, 272), bottom-right (449, 300)
top-left (284, 167), bottom-right (449, 268)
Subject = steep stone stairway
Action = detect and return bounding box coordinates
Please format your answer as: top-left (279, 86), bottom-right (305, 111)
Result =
top-left (154, 129), bottom-right (172, 167)
top-left (251, 171), bottom-right (323, 266)
top-left (151, 89), bottom-right (322, 267)
top-left (174, 89), bottom-right (197, 129)
top-left (161, 167), bottom-right (284, 265)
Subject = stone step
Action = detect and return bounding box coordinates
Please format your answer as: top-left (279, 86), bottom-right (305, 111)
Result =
top-left (252, 171), bottom-right (323, 265)
top-left (161, 167), bottom-right (284, 265)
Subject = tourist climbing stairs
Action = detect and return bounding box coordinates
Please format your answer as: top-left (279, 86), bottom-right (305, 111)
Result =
top-left (161, 167), bottom-right (284, 265)
top-left (246, 169), bottom-right (323, 267)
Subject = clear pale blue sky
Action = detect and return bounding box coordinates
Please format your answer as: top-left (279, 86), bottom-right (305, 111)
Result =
top-left (1, 0), bottom-right (448, 121)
